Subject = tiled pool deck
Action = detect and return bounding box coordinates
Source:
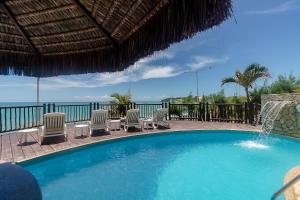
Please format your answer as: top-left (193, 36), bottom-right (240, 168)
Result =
top-left (0, 121), bottom-right (261, 163)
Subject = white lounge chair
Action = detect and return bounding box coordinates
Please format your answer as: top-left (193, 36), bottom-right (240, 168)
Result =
top-left (124, 109), bottom-right (142, 131)
top-left (89, 109), bottom-right (109, 135)
top-left (151, 108), bottom-right (170, 129)
top-left (40, 112), bottom-right (67, 144)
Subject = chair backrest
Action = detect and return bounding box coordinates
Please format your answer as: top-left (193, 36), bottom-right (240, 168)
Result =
top-left (44, 113), bottom-right (65, 132)
top-left (126, 109), bottom-right (140, 124)
top-left (91, 109), bottom-right (108, 125)
top-left (153, 108), bottom-right (168, 122)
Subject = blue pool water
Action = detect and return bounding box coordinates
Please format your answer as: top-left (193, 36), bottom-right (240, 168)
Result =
top-left (21, 130), bottom-right (300, 200)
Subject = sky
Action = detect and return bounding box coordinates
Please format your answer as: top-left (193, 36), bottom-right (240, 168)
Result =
top-left (1, 0), bottom-right (300, 102)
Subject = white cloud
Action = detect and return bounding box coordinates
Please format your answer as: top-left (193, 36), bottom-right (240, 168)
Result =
top-left (40, 77), bottom-right (91, 90)
top-left (246, 0), bottom-right (300, 15)
top-left (187, 56), bottom-right (229, 71)
top-left (0, 83), bottom-right (35, 88)
top-left (95, 71), bottom-right (131, 86)
top-left (142, 66), bottom-right (179, 79)
top-left (138, 51), bottom-right (174, 64)
top-left (95, 60), bottom-right (180, 86)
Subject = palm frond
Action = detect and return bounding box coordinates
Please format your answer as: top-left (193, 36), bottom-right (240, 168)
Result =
top-left (110, 92), bottom-right (131, 104)
top-left (221, 77), bottom-right (237, 86)
top-left (244, 63), bottom-right (261, 73)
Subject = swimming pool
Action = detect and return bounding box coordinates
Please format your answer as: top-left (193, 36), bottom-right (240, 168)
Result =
top-left (20, 130), bottom-right (300, 200)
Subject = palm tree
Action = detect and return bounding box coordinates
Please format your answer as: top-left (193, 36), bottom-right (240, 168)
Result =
top-left (221, 63), bottom-right (270, 103)
top-left (110, 90), bottom-right (132, 104)
top-left (110, 91), bottom-right (132, 116)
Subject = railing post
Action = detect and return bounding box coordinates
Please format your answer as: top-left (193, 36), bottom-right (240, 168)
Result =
top-left (244, 102), bottom-right (248, 124)
top-left (238, 104), bottom-right (242, 123)
top-left (168, 103), bottom-right (171, 120)
top-left (47, 103), bottom-right (51, 113)
top-left (0, 107), bottom-right (2, 133)
top-left (198, 103), bottom-right (201, 121)
top-left (89, 103), bottom-right (92, 118)
top-left (200, 103), bottom-right (203, 121)
top-left (206, 103), bottom-right (210, 121)
top-left (249, 103), bottom-right (254, 125)
top-left (52, 103), bottom-right (56, 112)
top-left (203, 103), bottom-right (206, 121)
top-left (43, 104), bottom-right (46, 115)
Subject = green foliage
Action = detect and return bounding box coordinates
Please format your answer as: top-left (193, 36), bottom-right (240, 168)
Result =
top-left (198, 90), bottom-right (247, 104)
top-left (269, 74), bottom-right (300, 94)
top-left (201, 95), bottom-right (207, 103)
top-left (182, 92), bottom-right (195, 104)
top-left (201, 90), bottom-right (226, 104)
top-left (110, 90), bottom-right (132, 104)
top-left (167, 73), bottom-right (299, 106)
top-left (183, 92), bottom-right (197, 117)
top-left (225, 96), bottom-right (247, 103)
top-left (249, 86), bottom-right (270, 103)
top-left (110, 91), bottom-right (132, 116)
top-left (221, 63), bottom-right (270, 103)
top-left (294, 87), bottom-right (300, 93)
top-left (169, 99), bottom-right (182, 117)
top-left (248, 74), bottom-right (300, 103)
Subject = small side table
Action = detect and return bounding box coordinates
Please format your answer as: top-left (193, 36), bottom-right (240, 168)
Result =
top-left (109, 120), bottom-right (121, 130)
top-left (74, 124), bottom-right (89, 138)
top-left (18, 128), bottom-right (39, 144)
top-left (142, 119), bottom-right (154, 130)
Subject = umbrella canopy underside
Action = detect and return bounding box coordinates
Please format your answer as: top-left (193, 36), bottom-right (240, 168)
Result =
top-left (0, 0), bottom-right (232, 77)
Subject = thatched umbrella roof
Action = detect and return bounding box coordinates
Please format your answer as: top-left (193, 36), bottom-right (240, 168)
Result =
top-left (0, 0), bottom-right (232, 77)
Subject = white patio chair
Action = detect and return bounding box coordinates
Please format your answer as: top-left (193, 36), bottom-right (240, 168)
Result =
top-left (124, 109), bottom-right (142, 131)
top-left (152, 108), bottom-right (170, 129)
top-left (40, 112), bottom-right (67, 144)
top-left (89, 109), bottom-right (109, 135)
